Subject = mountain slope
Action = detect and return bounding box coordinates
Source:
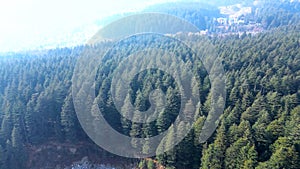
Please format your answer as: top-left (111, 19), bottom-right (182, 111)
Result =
top-left (0, 24), bottom-right (299, 168)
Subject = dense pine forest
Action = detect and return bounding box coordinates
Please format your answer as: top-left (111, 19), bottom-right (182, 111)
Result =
top-left (0, 25), bottom-right (299, 168)
top-left (0, 1), bottom-right (300, 169)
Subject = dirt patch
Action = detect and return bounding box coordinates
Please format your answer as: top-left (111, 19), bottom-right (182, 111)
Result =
top-left (26, 141), bottom-right (138, 169)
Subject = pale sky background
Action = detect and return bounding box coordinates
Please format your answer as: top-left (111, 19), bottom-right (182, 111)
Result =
top-left (0, 0), bottom-right (181, 52)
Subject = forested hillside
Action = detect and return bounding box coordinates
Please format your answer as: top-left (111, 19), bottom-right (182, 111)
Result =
top-left (0, 23), bottom-right (299, 168)
top-left (142, 0), bottom-right (300, 33)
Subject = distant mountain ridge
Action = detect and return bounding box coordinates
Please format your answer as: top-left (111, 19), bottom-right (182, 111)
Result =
top-left (1, 0), bottom-right (299, 52)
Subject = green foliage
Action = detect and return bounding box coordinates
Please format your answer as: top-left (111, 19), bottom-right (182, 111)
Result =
top-left (200, 122), bottom-right (226, 169)
top-left (61, 92), bottom-right (79, 142)
top-left (257, 137), bottom-right (300, 169)
top-left (147, 160), bottom-right (155, 169)
top-left (0, 18), bottom-right (299, 169)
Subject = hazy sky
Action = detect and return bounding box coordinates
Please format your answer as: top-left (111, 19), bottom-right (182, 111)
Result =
top-left (0, 0), bottom-right (180, 52)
